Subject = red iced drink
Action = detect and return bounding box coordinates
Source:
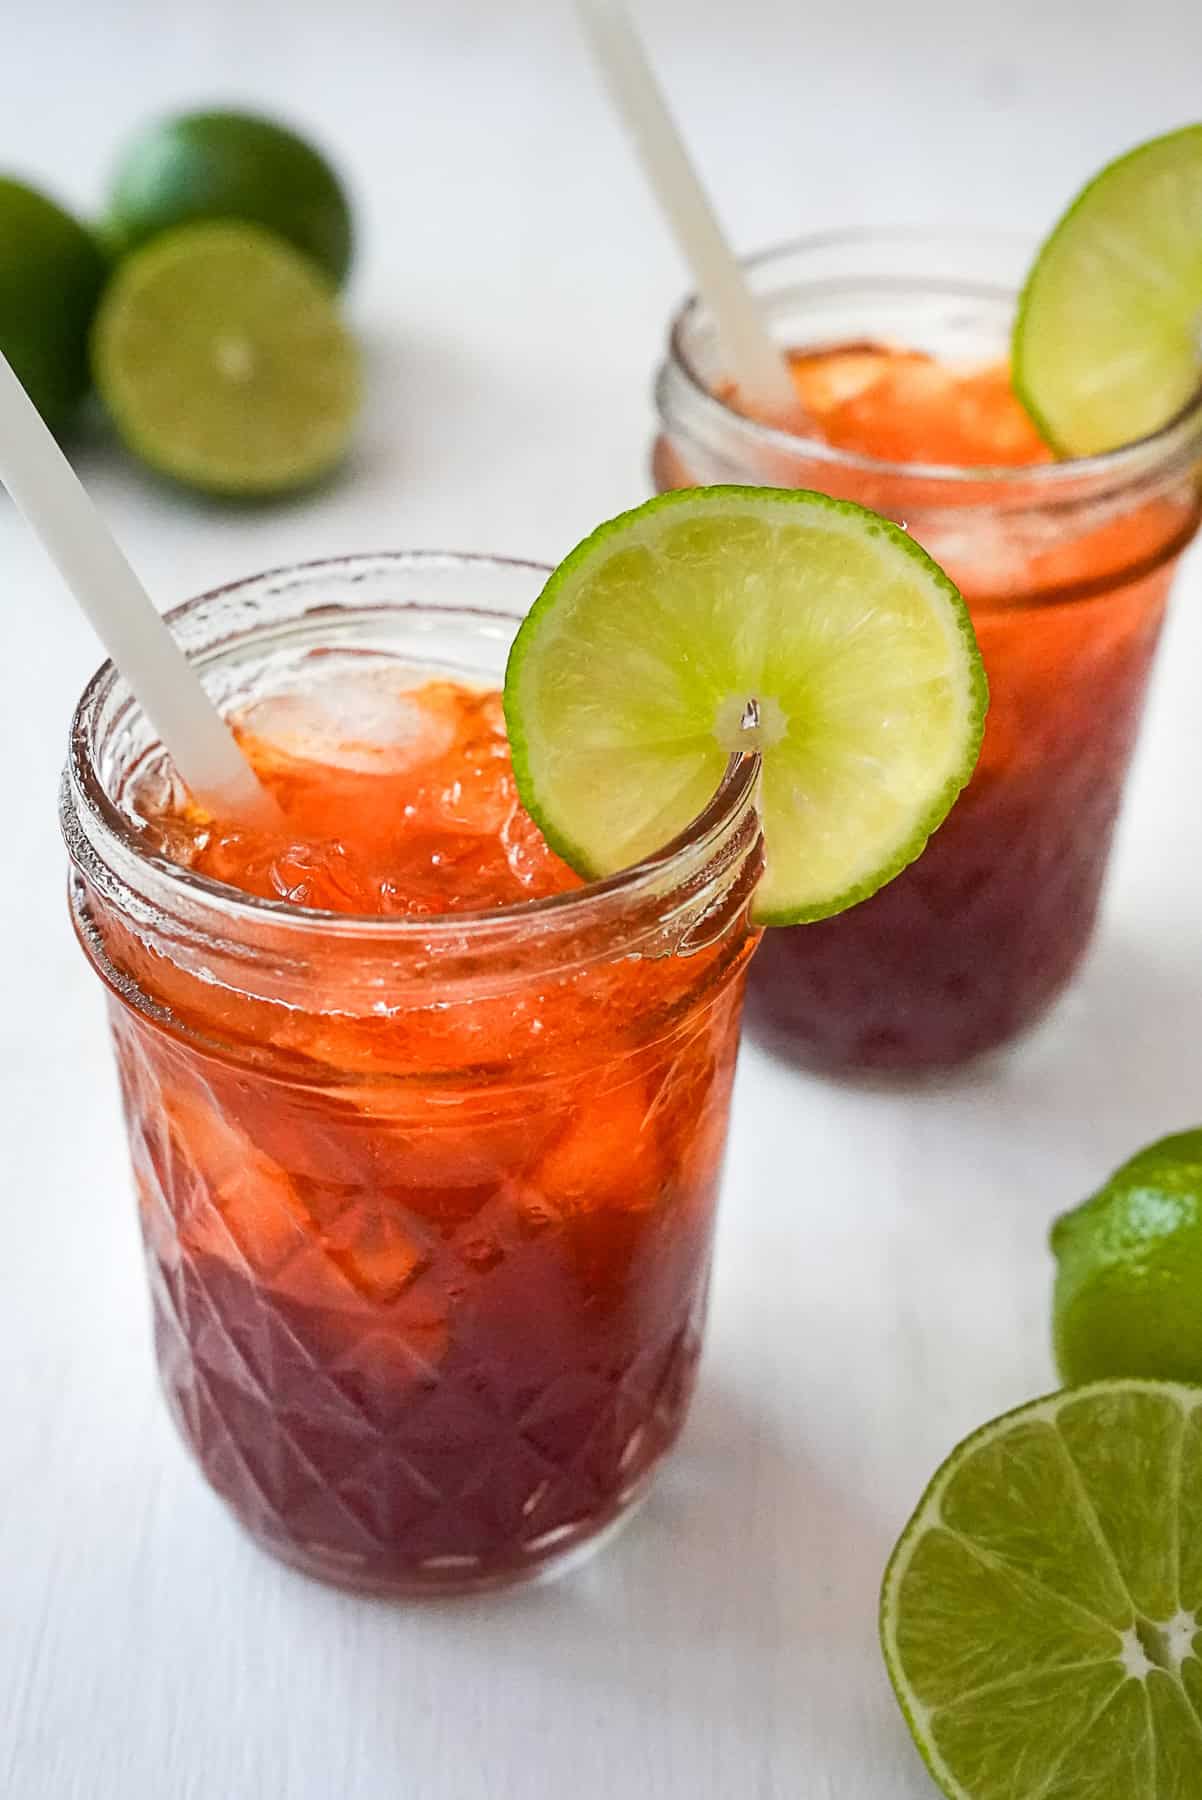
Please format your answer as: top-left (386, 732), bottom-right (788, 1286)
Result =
top-left (63, 555), bottom-right (761, 1594)
top-left (655, 232), bottom-right (1202, 1071)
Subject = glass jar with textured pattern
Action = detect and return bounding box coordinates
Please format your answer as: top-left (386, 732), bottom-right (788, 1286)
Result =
top-left (62, 553), bottom-right (762, 1595)
top-left (654, 231), bottom-right (1202, 1072)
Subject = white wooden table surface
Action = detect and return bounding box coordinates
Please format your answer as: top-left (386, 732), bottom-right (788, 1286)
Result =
top-left (4, 3), bottom-right (1202, 1794)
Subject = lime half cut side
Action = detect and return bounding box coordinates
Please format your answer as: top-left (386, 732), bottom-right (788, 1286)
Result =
top-left (503, 487), bottom-right (986, 926)
top-left (92, 221), bottom-right (360, 497)
top-left (1013, 126), bottom-right (1202, 456)
top-left (881, 1379), bottom-right (1202, 1800)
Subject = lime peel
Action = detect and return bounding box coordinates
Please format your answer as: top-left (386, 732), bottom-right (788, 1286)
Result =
top-left (0, 177), bottom-right (107, 434)
top-left (106, 108), bottom-right (354, 287)
top-left (1052, 1128), bottom-right (1202, 1387)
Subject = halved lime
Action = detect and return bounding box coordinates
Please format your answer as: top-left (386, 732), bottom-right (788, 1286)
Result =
top-left (881, 1379), bottom-right (1202, 1800)
top-left (1013, 126), bottom-right (1202, 455)
top-left (503, 487), bottom-right (986, 925)
top-left (91, 221), bottom-right (360, 497)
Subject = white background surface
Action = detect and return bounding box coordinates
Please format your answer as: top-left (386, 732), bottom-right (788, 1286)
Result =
top-left (4, 3), bottom-right (1202, 1795)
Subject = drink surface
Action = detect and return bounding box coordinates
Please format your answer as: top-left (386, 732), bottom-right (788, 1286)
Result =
top-left (666, 343), bottom-right (1199, 1070)
top-left (773, 344), bottom-right (1052, 469)
top-left (137, 671), bottom-right (581, 913)
top-left (112, 667), bottom-right (750, 1592)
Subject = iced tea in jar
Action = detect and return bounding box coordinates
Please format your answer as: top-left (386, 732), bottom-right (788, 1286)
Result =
top-left (654, 231), bottom-right (1202, 1072)
top-left (62, 552), bottom-right (762, 1595)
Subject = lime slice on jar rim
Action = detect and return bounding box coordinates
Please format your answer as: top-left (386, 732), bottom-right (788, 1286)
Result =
top-left (1013, 124), bottom-right (1202, 457)
top-left (503, 485), bottom-right (987, 927)
top-left (91, 220), bottom-right (360, 497)
top-left (881, 1378), bottom-right (1202, 1800)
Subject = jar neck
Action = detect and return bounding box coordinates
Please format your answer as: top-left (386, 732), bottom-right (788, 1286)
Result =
top-left (65, 752), bottom-right (763, 1011)
top-left (60, 557), bottom-right (767, 1005)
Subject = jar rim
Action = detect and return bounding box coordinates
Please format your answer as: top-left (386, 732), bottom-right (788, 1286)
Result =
top-left (64, 550), bottom-right (761, 949)
top-left (664, 225), bottom-right (1202, 491)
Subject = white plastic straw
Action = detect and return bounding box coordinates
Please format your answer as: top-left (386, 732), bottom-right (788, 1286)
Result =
top-left (0, 351), bottom-right (270, 818)
top-left (577, 0), bottom-right (798, 416)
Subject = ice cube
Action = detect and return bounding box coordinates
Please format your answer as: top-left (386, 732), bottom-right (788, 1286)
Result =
top-left (158, 1085), bottom-right (311, 1278)
top-left (534, 1082), bottom-right (666, 1214)
top-left (239, 664), bottom-right (458, 773)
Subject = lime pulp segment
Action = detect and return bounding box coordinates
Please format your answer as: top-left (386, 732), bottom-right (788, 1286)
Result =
top-left (504, 486), bottom-right (987, 926)
top-left (1013, 125), bottom-right (1202, 456)
top-left (881, 1379), bottom-right (1202, 1800)
top-left (91, 221), bottom-right (360, 497)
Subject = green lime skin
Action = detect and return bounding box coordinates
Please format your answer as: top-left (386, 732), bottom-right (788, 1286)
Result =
top-left (1052, 1130), bottom-right (1202, 1386)
top-left (0, 177), bottom-right (107, 435)
top-left (105, 110), bottom-right (354, 287)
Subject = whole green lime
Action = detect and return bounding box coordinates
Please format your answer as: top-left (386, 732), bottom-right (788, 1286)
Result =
top-left (1052, 1129), bottom-right (1202, 1385)
top-left (105, 110), bottom-right (354, 287)
top-left (0, 178), bottom-right (107, 434)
